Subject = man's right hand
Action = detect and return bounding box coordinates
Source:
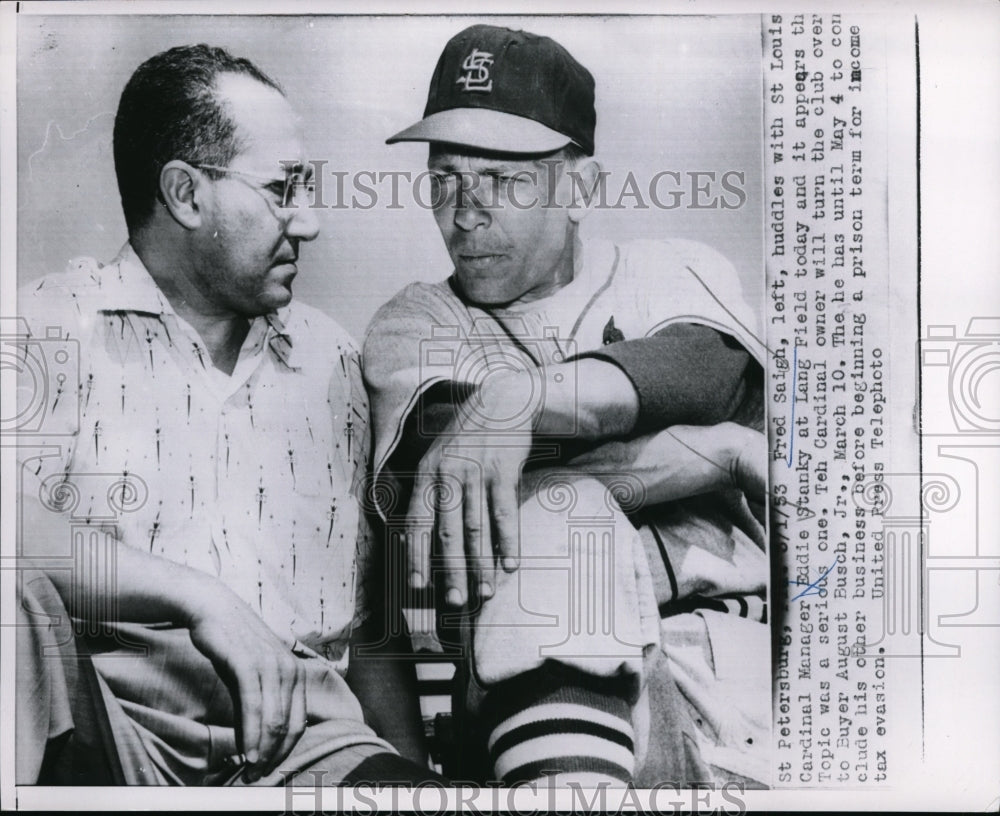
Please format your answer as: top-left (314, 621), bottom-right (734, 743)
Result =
top-left (185, 589), bottom-right (306, 783)
top-left (22, 499), bottom-right (309, 786)
top-left (405, 416), bottom-right (533, 607)
top-left (404, 360), bottom-right (642, 605)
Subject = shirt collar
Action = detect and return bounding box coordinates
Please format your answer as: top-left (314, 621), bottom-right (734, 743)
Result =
top-left (263, 309), bottom-right (302, 369)
top-left (96, 243), bottom-right (303, 369)
top-left (93, 243), bottom-right (174, 316)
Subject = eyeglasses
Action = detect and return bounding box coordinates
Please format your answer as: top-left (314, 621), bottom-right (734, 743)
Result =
top-left (190, 163), bottom-right (315, 211)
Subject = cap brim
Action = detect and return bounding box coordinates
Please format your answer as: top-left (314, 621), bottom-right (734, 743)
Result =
top-left (386, 108), bottom-right (573, 154)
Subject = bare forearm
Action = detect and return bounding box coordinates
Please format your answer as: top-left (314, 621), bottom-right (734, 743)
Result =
top-left (20, 499), bottom-right (309, 781)
top-left (478, 359), bottom-right (639, 440)
top-left (567, 422), bottom-right (767, 505)
top-left (20, 516), bottom-right (225, 628)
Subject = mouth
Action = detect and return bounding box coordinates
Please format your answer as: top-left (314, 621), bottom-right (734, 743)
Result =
top-left (271, 261), bottom-right (298, 291)
top-left (457, 253), bottom-right (505, 271)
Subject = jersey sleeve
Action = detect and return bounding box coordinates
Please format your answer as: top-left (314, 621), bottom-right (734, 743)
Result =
top-left (574, 323), bottom-right (759, 433)
top-left (361, 283), bottom-right (477, 517)
top-left (625, 238), bottom-right (767, 366)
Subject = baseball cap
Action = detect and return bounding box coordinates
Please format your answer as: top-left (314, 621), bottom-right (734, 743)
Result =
top-left (386, 25), bottom-right (596, 156)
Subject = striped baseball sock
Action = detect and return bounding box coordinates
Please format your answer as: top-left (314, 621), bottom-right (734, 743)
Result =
top-left (480, 663), bottom-right (636, 785)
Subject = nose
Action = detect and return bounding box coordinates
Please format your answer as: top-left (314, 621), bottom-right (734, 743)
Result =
top-left (284, 203), bottom-right (319, 242)
top-left (451, 176), bottom-right (492, 232)
top-left (453, 197), bottom-right (491, 232)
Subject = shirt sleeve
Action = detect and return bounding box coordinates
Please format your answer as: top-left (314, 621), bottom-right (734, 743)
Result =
top-left (340, 344), bottom-right (376, 629)
top-left (14, 287), bottom-right (89, 557)
top-left (574, 322), bottom-right (761, 433)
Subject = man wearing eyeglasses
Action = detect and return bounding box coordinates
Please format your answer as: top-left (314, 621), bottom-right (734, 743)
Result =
top-left (15, 44), bottom-right (434, 786)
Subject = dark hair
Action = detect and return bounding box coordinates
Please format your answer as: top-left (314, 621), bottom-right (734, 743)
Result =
top-left (559, 143), bottom-right (590, 166)
top-left (113, 44), bottom-right (282, 235)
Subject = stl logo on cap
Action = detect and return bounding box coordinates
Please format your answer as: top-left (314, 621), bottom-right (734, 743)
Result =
top-left (455, 48), bottom-right (494, 93)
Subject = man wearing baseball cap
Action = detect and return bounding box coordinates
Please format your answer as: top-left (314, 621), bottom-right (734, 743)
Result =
top-left (365, 24), bottom-right (770, 786)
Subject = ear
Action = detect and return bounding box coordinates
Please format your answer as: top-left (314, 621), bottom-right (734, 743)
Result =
top-left (566, 158), bottom-right (602, 224)
top-left (159, 160), bottom-right (204, 230)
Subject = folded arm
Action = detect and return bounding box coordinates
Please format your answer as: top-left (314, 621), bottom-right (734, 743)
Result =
top-left (567, 422), bottom-right (767, 506)
top-left (398, 324), bottom-right (762, 605)
top-left (20, 499), bottom-right (305, 783)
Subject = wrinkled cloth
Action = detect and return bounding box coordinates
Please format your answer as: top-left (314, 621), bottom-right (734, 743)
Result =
top-left (15, 245), bottom-right (386, 783)
top-left (363, 238), bottom-right (771, 783)
top-left (16, 572), bottom-right (78, 784)
top-left (18, 243), bottom-right (373, 661)
top-left (365, 238), bottom-right (765, 484)
top-left (16, 571), bottom-right (394, 785)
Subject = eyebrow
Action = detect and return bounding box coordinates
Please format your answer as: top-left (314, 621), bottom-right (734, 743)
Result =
top-left (428, 161), bottom-right (525, 175)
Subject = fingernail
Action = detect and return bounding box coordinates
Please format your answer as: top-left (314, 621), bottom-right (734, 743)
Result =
top-left (246, 749), bottom-right (259, 764)
top-left (409, 571), bottom-right (425, 589)
top-left (445, 587), bottom-right (463, 606)
top-left (478, 582), bottom-right (494, 599)
top-left (503, 557), bottom-right (519, 572)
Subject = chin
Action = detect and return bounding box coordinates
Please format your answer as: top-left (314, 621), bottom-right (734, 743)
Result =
top-left (464, 291), bottom-right (516, 308)
top-left (254, 287), bottom-right (293, 314)
top-left (271, 290), bottom-right (294, 309)
top-left (456, 280), bottom-right (516, 308)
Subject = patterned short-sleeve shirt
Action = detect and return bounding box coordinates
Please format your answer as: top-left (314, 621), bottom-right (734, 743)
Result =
top-left (16, 244), bottom-right (372, 667)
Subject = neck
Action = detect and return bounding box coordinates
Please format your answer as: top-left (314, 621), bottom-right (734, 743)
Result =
top-left (178, 310), bottom-right (250, 376)
top-left (511, 231), bottom-right (582, 307)
top-left (132, 232), bottom-right (250, 375)
top-left (550, 229), bottom-right (585, 293)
